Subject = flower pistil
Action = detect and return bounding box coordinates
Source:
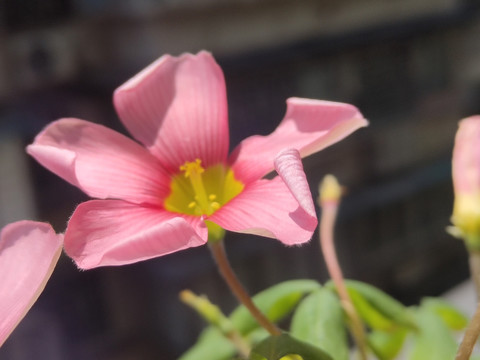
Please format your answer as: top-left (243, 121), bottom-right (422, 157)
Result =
top-left (165, 159), bottom-right (244, 216)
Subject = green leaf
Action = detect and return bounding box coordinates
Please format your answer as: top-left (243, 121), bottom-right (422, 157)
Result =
top-left (247, 327), bottom-right (270, 344)
top-left (179, 327), bottom-right (236, 360)
top-left (342, 280), bottom-right (416, 330)
top-left (230, 280), bottom-right (322, 335)
top-left (420, 297), bottom-right (468, 330)
top-left (290, 288), bottom-right (349, 360)
top-left (249, 333), bottom-right (333, 360)
top-left (408, 307), bottom-right (457, 360)
top-left (180, 280), bottom-right (320, 360)
top-left (368, 328), bottom-right (408, 360)
top-left (348, 287), bottom-right (398, 331)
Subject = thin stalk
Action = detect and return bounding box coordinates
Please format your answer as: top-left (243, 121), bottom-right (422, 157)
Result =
top-left (319, 175), bottom-right (368, 360)
top-left (455, 301), bottom-right (480, 360)
top-left (469, 250), bottom-right (480, 300)
top-left (455, 250), bottom-right (480, 359)
top-left (180, 290), bottom-right (251, 357)
top-left (209, 240), bottom-right (282, 336)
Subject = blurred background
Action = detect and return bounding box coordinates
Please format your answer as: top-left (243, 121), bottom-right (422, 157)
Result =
top-left (1, 0), bottom-right (480, 359)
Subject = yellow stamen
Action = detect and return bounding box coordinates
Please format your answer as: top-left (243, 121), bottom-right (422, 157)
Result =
top-left (164, 161), bottom-right (245, 217)
top-left (181, 159), bottom-right (213, 214)
top-left (180, 158), bottom-right (204, 178)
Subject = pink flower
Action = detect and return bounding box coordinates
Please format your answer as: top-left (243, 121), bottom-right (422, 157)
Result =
top-left (0, 221), bottom-right (62, 347)
top-left (451, 115), bottom-right (480, 248)
top-left (27, 51), bottom-right (367, 269)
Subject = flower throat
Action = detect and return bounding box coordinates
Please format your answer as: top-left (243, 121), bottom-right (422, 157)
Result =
top-left (164, 159), bottom-right (244, 216)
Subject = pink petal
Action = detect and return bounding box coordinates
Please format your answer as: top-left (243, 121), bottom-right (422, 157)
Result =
top-left (64, 200), bottom-right (207, 269)
top-left (209, 177), bottom-right (318, 245)
top-left (27, 118), bottom-right (169, 205)
top-left (0, 221), bottom-right (62, 347)
top-left (230, 98), bottom-right (368, 183)
top-left (114, 51), bottom-right (229, 172)
top-left (452, 115), bottom-right (480, 195)
top-left (274, 148), bottom-right (316, 218)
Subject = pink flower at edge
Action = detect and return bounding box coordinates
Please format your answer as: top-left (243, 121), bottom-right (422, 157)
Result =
top-left (0, 221), bottom-right (63, 347)
top-left (27, 51), bottom-right (368, 269)
top-left (451, 115), bottom-right (480, 248)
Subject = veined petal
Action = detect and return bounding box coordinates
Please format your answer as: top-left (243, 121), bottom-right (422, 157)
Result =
top-left (209, 177), bottom-right (317, 245)
top-left (64, 200), bottom-right (207, 269)
top-left (114, 51), bottom-right (229, 172)
top-left (0, 221), bottom-right (62, 347)
top-left (230, 98), bottom-right (368, 183)
top-left (274, 148), bottom-right (316, 218)
top-left (27, 118), bottom-right (169, 205)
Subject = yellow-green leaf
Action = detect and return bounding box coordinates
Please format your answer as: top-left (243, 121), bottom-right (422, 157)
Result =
top-left (368, 328), bottom-right (408, 360)
top-left (408, 307), bottom-right (457, 360)
top-left (421, 297), bottom-right (468, 331)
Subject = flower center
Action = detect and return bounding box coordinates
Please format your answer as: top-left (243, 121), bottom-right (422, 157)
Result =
top-left (164, 159), bottom-right (244, 216)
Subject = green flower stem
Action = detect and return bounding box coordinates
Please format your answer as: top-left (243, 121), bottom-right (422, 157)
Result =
top-left (455, 300), bottom-right (480, 360)
top-left (455, 250), bottom-right (480, 360)
top-left (209, 240), bottom-right (282, 337)
top-left (469, 250), bottom-right (480, 300)
top-left (180, 289), bottom-right (251, 357)
top-left (318, 176), bottom-right (368, 360)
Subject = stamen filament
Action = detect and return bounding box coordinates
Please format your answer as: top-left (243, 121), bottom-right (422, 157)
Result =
top-left (180, 159), bottom-right (216, 215)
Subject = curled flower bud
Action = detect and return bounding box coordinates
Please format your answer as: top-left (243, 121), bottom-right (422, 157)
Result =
top-left (451, 115), bottom-right (480, 250)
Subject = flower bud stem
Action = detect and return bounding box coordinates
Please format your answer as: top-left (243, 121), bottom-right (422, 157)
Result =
top-left (455, 250), bottom-right (480, 360)
top-left (469, 250), bottom-right (480, 300)
top-left (455, 300), bottom-right (480, 360)
top-left (209, 240), bottom-right (282, 337)
top-left (318, 175), bottom-right (368, 360)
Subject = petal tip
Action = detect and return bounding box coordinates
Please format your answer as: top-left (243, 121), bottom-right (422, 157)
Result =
top-left (114, 54), bottom-right (173, 95)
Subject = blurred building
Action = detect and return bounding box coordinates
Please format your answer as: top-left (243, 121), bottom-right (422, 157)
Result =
top-left (1, 0), bottom-right (480, 359)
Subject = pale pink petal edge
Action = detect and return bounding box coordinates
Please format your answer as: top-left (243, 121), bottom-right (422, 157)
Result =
top-left (0, 221), bottom-right (62, 347)
top-left (287, 97), bottom-right (368, 158)
top-left (453, 115), bottom-right (480, 194)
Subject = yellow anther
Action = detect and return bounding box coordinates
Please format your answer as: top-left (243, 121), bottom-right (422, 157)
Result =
top-left (180, 158), bottom-right (204, 178)
top-left (179, 159), bottom-right (222, 215)
top-left (164, 163), bottom-right (245, 217)
top-left (180, 159), bottom-right (210, 212)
